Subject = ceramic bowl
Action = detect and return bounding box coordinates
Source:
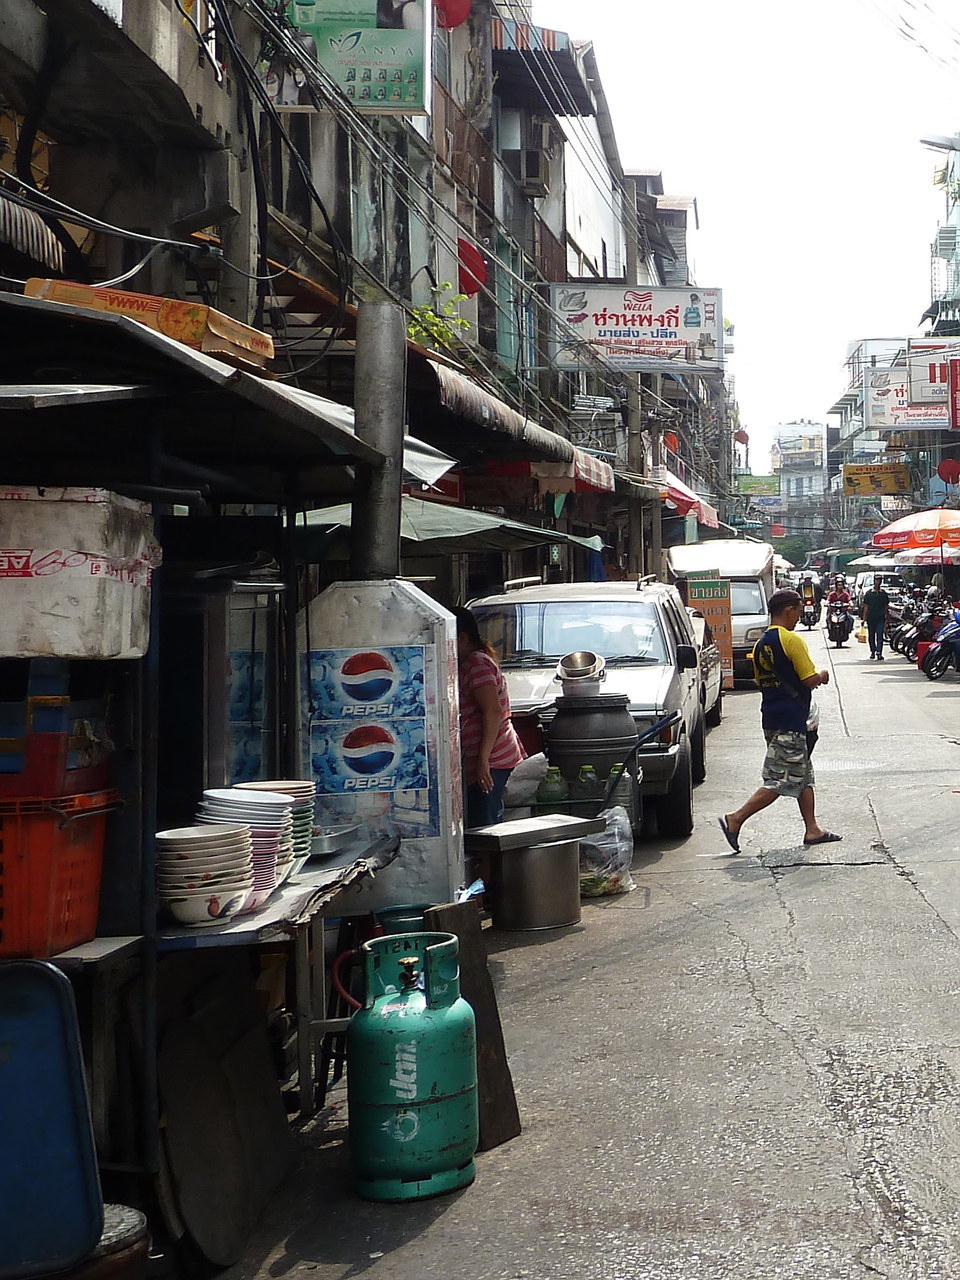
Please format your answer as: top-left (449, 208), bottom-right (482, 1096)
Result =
top-left (165, 889), bottom-right (248, 927)
top-left (157, 823), bottom-right (250, 842)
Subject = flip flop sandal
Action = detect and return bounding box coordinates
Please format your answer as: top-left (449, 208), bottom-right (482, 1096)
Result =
top-left (803, 831), bottom-right (843, 846)
top-left (718, 816), bottom-right (741, 854)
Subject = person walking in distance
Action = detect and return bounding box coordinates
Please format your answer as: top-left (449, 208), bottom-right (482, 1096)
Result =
top-left (718, 588), bottom-right (841, 854)
top-left (861, 574), bottom-right (891, 661)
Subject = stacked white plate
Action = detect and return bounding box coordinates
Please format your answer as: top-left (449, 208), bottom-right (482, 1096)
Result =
top-left (156, 824), bottom-right (253, 927)
top-left (235, 779), bottom-right (316, 876)
top-left (196, 788), bottom-right (296, 907)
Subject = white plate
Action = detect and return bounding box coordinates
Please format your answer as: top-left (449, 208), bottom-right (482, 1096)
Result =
top-left (203, 787), bottom-right (294, 806)
top-left (157, 824), bottom-right (250, 842)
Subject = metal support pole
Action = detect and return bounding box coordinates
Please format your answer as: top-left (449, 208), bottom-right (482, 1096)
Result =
top-left (650, 374), bottom-right (664, 580)
top-left (351, 300), bottom-right (407, 579)
top-left (626, 377), bottom-right (644, 577)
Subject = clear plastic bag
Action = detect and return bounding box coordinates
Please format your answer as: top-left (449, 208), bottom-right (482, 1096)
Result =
top-left (578, 805), bottom-right (636, 897)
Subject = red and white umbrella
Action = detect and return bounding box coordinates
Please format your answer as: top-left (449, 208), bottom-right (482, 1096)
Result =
top-left (872, 507), bottom-right (960, 549)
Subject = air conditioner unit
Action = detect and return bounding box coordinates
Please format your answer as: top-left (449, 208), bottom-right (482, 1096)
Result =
top-left (934, 226), bottom-right (958, 258)
top-left (519, 149), bottom-right (549, 197)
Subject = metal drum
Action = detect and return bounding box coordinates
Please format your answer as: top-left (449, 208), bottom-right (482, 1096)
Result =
top-left (347, 932), bottom-right (478, 1202)
top-left (491, 837), bottom-right (582, 931)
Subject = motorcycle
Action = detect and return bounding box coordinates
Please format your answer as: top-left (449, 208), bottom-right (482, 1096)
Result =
top-left (921, 609), bottom-right (960, 680)
top-left (900, 605), bottom-right (948, 664)
top-left (827, 602), bottom-right (853, 647)
top-left (800, 600), bottom-right (821, 630)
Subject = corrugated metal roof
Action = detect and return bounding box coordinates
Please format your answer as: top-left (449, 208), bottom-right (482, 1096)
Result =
top-left (0, 190), bottom-right (64, 272)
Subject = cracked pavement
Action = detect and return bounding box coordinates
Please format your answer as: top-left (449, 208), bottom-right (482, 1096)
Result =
top-left (225, 624), bottom-right (960, 1280)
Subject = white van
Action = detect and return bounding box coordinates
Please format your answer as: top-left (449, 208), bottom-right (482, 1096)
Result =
top-left (667, 540), bottom-right (775, 680)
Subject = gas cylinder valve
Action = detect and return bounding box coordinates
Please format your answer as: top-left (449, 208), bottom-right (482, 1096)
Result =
top-left (398, 957), bottom-right (420, 988)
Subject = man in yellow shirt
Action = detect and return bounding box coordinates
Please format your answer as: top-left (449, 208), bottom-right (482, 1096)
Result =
top-left (719, 589), bottom-right (841, 854)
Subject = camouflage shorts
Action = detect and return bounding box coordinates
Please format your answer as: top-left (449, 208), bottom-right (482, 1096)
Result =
top-left (761, 729), bottom-right (814, 798)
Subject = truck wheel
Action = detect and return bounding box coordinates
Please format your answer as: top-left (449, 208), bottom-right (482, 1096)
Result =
top-left (705, 692), bottom-right (722, 728)
top-left (691, 714), bottom-right (706, 785)
top-left (657, 738), bottom-right (694, 838)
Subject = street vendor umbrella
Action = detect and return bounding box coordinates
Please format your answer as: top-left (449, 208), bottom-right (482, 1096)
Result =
top-left (871, 507), bottom-right (960, 550)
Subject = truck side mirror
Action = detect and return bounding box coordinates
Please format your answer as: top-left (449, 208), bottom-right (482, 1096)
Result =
top-left (676, 644), bottom-right (698, 671)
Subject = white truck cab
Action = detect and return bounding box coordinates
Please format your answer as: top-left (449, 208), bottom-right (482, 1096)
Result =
top-left (666, 540), bottom-right (775, 681)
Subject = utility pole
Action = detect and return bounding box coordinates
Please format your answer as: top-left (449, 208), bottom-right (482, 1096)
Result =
top-left (623, 176), bottom-right (648, 578)
top-left (351, 299), bottom-right (407, 579)
top-left (649, 373), bottom-right (664, 579)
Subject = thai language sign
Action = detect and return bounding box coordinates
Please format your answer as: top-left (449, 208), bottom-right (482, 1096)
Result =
top-left (281, 0), bottom-right (431, 113)
top-left (907, 338), bottom-right (960, 404)
top-left (842, 464), bottom-right (910, 496)
top-left (686, 572), bottom-right (734, 689)
top-left (737, 474), bottom-right (779, 496)
top-left (550, 285), bottom-right (723, 373)
top-left (863, 367), bottom-right (949, 430)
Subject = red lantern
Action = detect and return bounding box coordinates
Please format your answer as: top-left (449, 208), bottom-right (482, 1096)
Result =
top-left (457, 238), bottom-right (487, 297)
top-left (735, 429), bottom-right (750, 445)
top-left (663, 432), bottom-right (678, 454)
top-left (436, 0), bottom-right (471, 28)
top-left (937, 459), bottom-right (960, 484)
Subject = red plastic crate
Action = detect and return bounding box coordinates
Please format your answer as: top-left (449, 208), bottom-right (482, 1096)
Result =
top-left (0, 731), bottom-right (111, 799)
top-left (0, 790), bottom-right (121, 958)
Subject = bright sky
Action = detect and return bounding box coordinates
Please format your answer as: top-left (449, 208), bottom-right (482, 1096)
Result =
top-left (532, 0), bottom-right (960, 469)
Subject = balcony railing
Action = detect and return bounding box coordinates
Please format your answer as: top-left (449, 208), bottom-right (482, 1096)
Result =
top-left (432, 83), bottom-right (495, 210)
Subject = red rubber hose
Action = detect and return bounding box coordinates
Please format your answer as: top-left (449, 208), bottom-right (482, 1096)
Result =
top-left (331, 948), bottom-right (362, 1010)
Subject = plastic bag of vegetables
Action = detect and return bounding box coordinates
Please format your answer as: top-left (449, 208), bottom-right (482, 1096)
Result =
top-left (578, 805), bottom-right (635, 897)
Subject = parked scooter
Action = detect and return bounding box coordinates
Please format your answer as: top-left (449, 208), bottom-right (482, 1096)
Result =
top-left (827, 601), bottom-right (853, 647)
top-left (901, 602), bottom-right (949, 664)
top-left (921, 608), bottom-right (960, 679)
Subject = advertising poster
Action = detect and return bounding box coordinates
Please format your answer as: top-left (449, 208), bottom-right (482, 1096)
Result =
top-left (863, 367), bottom-right (949, 430)
top-left (737, 474), bottom-right (779, 496)
top-left (550, 284), bottom-right (723, 373)
top-left (686, 571), bottom-right (734, 690)
top-left (283, 0), bottom-right (432, 113)
top-left (906, 338), bottom-right (960, 404)
top-left (950, 358), bottom-right (960, 431)
top-left (842, 464), bottom-right (910, 496)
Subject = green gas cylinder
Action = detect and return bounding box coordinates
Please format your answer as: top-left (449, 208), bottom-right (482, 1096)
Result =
top-left (347, 931), bottom-right (478, 1201)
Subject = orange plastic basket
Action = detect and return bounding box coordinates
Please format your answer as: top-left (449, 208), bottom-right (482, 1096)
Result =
top-left (0, 790), bottom-right (121, 958)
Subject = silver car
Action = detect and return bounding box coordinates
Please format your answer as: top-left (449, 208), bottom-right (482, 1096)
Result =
top-left (469, 581), bottom-right (704, 837)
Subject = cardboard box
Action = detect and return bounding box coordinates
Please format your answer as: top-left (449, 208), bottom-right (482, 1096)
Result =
top-left (25, 278), bottom-right (275, 370)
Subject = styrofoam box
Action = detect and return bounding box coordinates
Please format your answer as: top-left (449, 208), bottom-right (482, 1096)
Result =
top-left (0, 488), bottom-right (161, 658)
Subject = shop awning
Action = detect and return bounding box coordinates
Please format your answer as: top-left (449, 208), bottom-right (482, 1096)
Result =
top-left (660, 469), bottom-right (720, 528)
top-left (416, 360), bottom-right (615, 490)
top-left (297, 496), bottom-right (604, 557)
top-left (0, 292), bottom-right (454, 498)
top-left (491, 17), bottom-right (594, 115)
top-left (0, 191), bottom-right (64, 273)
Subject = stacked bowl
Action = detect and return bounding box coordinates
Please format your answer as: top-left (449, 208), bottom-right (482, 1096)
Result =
top-left (156, 824), bottom-right (254, 927)
top-left (196, 788), bottom-right (296, 909)
top-left (235, 779), bottom-right (316, 876)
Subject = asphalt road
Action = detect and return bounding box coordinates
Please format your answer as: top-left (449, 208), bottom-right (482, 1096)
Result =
top-left (227, 623), bottom-right (960, 1280)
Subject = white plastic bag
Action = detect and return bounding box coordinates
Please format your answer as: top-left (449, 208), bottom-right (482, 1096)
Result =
top-left (503, 752), bottom-right (549, 808)
top-left (578, 805), bottom-right (636, 897)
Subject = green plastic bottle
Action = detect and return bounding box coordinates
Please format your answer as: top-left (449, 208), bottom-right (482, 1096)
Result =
top-left (570, 764), bottom-right (603, 805)
top-left (536, 765), bottom-right (570, 814)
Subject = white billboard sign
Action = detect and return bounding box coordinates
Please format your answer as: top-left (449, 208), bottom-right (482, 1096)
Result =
top-left (863, 366), bottom-right (949, 429)
top-left (551, 285), bottom-right (723, 373)
top-left (906, 338), bottom-right (960, 403)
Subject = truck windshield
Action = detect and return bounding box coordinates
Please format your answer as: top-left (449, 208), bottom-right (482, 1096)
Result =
top-left (730, 581), bottom-right (765, 616)
top-left (472, 602), bottom-right (669, 666)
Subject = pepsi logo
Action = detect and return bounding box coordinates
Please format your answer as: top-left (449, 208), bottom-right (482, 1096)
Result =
top-left (337, 651), bottom-right (398, 703)
top-left (341, 724), bottom-right (398, 776)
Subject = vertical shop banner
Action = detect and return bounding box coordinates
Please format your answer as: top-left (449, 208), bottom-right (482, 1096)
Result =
top-left (282, 0), bottom-right (432, 113)
top-left (306, 646), bottom-right (429, 795)
top-left (686, 571), bottom-right (734, 691)
top-left (950, 358), bottom-right (960, 431)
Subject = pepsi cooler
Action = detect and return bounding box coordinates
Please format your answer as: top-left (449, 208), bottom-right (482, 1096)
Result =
top-left (300, 580), bottom-right (463, 912)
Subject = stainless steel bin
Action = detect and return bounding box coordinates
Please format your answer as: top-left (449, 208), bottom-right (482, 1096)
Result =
top-left (492, 837), bottom-right (581, 931)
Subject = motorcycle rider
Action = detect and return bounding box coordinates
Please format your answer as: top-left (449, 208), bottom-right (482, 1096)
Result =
top-left (826, 575), bottom-right (854, 642)
top-left (799, 574), bottom-right (821, 627)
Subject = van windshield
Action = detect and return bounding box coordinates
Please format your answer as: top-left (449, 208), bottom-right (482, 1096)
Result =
top-left (730, 581), bottom-right (765, 616)
top-left (472, 602), bottom-right (669, 666)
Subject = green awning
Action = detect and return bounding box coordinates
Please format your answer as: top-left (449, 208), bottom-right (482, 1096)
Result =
top-left (296, 496), bottom-right (604, 558)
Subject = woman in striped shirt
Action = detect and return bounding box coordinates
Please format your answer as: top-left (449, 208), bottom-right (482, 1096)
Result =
top-left (455, 607), bottom-right (526, 828)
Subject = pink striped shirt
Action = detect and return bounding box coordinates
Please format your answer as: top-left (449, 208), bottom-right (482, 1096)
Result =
top-left (458, 650), bottom-right (526, 782)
